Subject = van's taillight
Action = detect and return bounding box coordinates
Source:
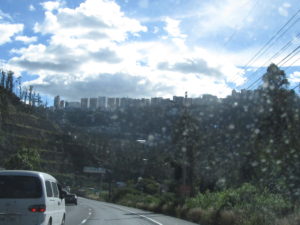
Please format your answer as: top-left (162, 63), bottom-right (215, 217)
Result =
top-left (28, 205), bottom-right (46, 213)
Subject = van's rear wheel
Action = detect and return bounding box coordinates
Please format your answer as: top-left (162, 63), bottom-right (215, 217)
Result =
top-left (61, 214), bottom-right (66, 225)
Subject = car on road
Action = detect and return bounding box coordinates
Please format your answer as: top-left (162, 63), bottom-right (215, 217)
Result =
top-left (0, 170), bottom-right (66, 225)
top-left (65, 192), bottom-right (77, 205)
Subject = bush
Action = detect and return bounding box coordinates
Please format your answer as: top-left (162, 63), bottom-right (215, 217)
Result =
top-left (136, 178), bottom-right (160, 195)
top-left (158, 192), bottom-right (176, 206)
top-left (112, 183), bottom-right (294, 225)
top-left (219, 210), bottom-right (239, 225)
top-left (275, 209), bottom-right (300, 225)
top-left (186, 207), bottom-right (204, 222)
top-left (112, 187), bottom-right (140, 202)
top-left (99, 191), bottom-right (109, 201)
top-left (161, 202), bottom-right (175, 215)
top-left (184, 183), bottom-right (293, 225)
top-left (186, 183), bottom-right (292, 214)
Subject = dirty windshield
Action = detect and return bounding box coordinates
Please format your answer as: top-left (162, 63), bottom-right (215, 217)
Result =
top-left (0, 0), bottom-right (300, 225)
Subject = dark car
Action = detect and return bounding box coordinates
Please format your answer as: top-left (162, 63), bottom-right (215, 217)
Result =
top-left (65, 192), bottom-right (77, 205)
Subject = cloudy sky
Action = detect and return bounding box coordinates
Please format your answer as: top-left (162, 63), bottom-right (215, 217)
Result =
top-left (1, 0), bottom-right (300, 101)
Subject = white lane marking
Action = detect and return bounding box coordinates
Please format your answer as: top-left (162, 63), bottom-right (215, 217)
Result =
top-left (104, 203), bottom-right (163, 225)
top-left (79, 208), bottom-right (93, 225)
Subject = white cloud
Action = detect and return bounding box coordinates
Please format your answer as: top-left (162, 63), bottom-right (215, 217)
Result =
top-left (163, 17), bottom-right (187, 50)
top-left (0, 23), bottom-right (23, 45)
top-left (196, 0), bottom-right (257, 34)
top-left (289, 71), bottom-right (300, 83)
top-left (41, 1), bottom-right (61, 11)
top-left (35, 0), bottom-right (147, 42)
top-left (15, 35), bottom-right (37, 43)
top-left (29, 4), bottom-right (36, 11)
top-left (9, 0), bottom-right (246, 100)
top-left (278, 3), bottom-right (291, 17)
top-left (164, 17), bottom-right (186, 39)
top-left (139, 0), bottom-right (149, 8)
top-left (0, 9), bottom-right (12, 21)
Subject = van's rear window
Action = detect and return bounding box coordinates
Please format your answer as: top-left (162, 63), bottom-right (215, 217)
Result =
top-left (0, 175), bottom-right (42, 198)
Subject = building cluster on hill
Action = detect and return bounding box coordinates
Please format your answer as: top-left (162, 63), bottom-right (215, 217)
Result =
top-left (53, 93), bottom-right (220, 111)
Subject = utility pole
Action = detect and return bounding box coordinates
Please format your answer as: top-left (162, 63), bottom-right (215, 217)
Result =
top-left (182, 91), bottom-right (188, 196)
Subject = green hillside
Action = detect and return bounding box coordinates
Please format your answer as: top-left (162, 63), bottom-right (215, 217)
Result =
top-left (0, 87), bottom-right (75, 176)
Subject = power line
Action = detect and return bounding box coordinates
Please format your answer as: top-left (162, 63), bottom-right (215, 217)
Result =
top-left (253, 18), bottom-right (300, 65)
top-left (270, 32), bottom-right (300, 63)
top-left (247, 44), bottom-right (300, 90)
top-left (291, 83), bottom-right (300, 90)
top-left (246, 39), bottom-right (300, 89)
top-left (231, 8), bottom-right (300, 85)
top-left (284, 55), bottom-right (300, 73)
top-left (243, 9), bottom-right (300, 68)
top-left (278, 45), bottom-right (300, 66)
top-left (223, 0), bottom-right (260, 48)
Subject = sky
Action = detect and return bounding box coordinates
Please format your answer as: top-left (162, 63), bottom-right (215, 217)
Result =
top-left (0, 0), bottom-right (300, 102)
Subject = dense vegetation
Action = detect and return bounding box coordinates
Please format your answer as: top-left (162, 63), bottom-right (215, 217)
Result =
top-left (1, 64), bottom-right (300, 225)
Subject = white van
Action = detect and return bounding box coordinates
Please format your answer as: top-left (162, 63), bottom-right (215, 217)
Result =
top-left (0, 170), bottom-right (66, 225)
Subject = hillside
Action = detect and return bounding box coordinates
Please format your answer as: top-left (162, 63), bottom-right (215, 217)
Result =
top-left (0, 87), bottom-right (77, 179)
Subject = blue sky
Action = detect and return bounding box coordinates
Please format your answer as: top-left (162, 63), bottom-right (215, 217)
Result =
top-left (0, 0), bottom-right (300, 102)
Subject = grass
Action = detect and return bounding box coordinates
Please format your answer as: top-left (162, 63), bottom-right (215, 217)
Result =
top-left (111, 183), bottom-right (295, 225)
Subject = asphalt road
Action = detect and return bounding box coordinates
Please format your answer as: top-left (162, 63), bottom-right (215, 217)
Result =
top-left (65, 197), bottom-right (199, 225)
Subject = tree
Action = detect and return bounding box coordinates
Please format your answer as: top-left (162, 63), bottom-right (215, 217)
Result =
top-left (4, 148), bottom-right (41, 170)
top-left (0, 88), bottom-right (9, 125)
top-left (0, 70), bottom-right (6, 88)
top-left (16, 76), bottom-right (22, 98)
top-left (253, 64), bottom-right (299, 193)
top-left (6, 71), bottom-right (14, 92)
top-left (262, 63), bottom-right (289, 91)
top-left (37, 93), bottom-right (42, 107)
top-left (23, 87), bottom-right (28, 104)
top-left (28, 85), bottom-right (33, 105)
top-left (259, 64), bottom-right (291, 146)
top-left (32, 91), bottom-right (36, 106)
top-left (172, 110), bottom-right (200, 197)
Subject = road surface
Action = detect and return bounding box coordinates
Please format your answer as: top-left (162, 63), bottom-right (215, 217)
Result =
top-left (65, 197), bottom-right (198, 225)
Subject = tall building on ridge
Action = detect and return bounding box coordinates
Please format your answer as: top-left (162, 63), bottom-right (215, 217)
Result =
top-left (65, 101), bottom-right (81, 109)
top-left (81, 98), bottom-right (88, 109)
top-left (141, 98), bottom-right (150, 107)
top-left (54, 95), bottom-right (60, 110)
top-left (151, 97), bottom-right (162, 105)
top-left (107, 98), bottom-right (116, 110)
top-left (202, 94), bottom-right (218, 103)
top-left (89, 98), bottom-right (98, 110)
top-left (98, 96), bottom-right (106, 109)
top-left (173, 96), bottom-right (184, 105)
top-left (59, 100), bottom-right (65, 109)
top-left (115, 98), bottom-right (120, 107)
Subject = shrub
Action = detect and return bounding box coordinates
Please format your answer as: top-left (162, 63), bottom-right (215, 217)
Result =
top-left (112, 187), bottom-right (140, 202)
top-left (161, 202), bottom-right (175, 215)
top-left (148, 202), bottom-right (160, 212)
top-left (186, 207), bottom-right (204, 222)
top-left (275, 208), bottom-right (300, 225)
top-left (99, 191), bottom-right (109, 201)
top-left (175, 205), bottom-right (189, 218)
top-left (136, 178), bottom-right (160, 195)
top-left (185, 183), bottom-right (293, 225)
top-left (158, 192), bottom-right (176, 206)
top-left (186, 183), bottom-right (292, 214)
top-left (198, 208), bottom-right (216, 225)
top-left (219, 210), bottom-right (239, 225)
